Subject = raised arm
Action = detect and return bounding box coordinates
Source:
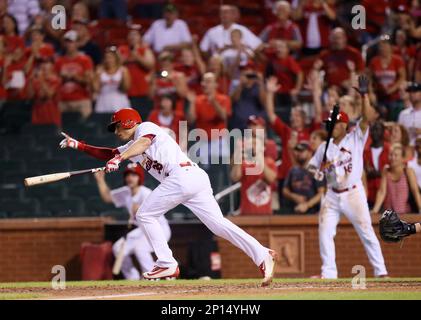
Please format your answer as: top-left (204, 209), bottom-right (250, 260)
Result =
top-left (265, 76), bottom-right (280, 124)
top-left (59, 132), bottom-right (119, 161)
top-left (371, 169), bottom-right (388, 214)
top-left (94, 170), bottom-right (113, 203)
top-left (354, 75), bottom-right (375, 134)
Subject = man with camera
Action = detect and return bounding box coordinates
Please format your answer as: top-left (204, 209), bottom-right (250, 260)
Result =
top-left (398, 82), bottom-right (421, 145)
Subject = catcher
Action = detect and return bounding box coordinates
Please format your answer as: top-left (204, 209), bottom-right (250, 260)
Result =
top-left (379, 209), bottom-right (421, 243)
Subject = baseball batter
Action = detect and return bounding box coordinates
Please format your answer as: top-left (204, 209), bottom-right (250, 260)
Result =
top-left (60, 108), bottom-right (277, 286)
top-left (93, 163), bottom-right (171, 280)
top-left (307, 79), bottom-right (388, 279)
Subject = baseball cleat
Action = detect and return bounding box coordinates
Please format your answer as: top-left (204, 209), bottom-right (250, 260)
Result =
top-left (143, 265), bottom-right (180, 281)
top-left (259, 249), bottom-right (278, 287)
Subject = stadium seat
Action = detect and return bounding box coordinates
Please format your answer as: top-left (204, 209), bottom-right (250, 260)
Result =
top-left (72, 158), bottom-right (105, 171)
top-left (0, 199), bottom-right (40, 214)
top-left (9, 147), bottom-right (51, 161)
top-left (0, 185), bottom-right (24, 200)
top-left (100, 209), bottom-right (129, 221)
top-left (0, 159), bottom-right (26, 173)
top-left (85, 196), bottom-right (115, 215)
top-left (24, 184), bottom-right (66, 200)
top-left (8, 211), bottom-right (52, 218)
top-left (31, 159), bottom-right (71, 175)
top-left (43, 198), bottom-right (85, 216)
top-left (62, 112), bottom-right (82, 126)
top-left (21, 124), bottom-right (59, 137)
top-left (1, 172), bottom-right (26, 186)
top-left (68, 184), bottom-right (99, 198)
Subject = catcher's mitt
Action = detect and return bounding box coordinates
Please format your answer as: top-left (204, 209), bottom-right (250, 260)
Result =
top-left (379, 209), bottom-right (416, 243)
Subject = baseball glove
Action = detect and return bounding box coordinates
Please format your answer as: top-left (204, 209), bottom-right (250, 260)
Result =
top-left (379, 209), bottom-right (416, 243)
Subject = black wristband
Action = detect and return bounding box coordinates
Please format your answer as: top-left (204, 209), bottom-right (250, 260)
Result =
top-left (408, 223), bottom-right (417, 235)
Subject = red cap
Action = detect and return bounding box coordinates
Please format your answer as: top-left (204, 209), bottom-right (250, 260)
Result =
top-left (325, 111), bottom-right (349, 125)
top-left (124, 163), bottom-right (145, 185)
top-left (336, 111), bottom-right (349, 124)
top-left (108, 108), bottom-right (142, 132)
top-left (247, 115), bottom-right (266, 127)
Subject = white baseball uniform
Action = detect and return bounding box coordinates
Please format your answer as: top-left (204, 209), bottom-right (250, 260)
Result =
top-left (110, 185), bottom-right (171, 280)
top-left (309, 121), bottom-right (387, 278)
top-left (117, 121), bottom-right (270, 268)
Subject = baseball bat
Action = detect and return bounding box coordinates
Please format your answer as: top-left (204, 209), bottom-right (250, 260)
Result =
top-left (112, 222), bottom-right (133, 275)
top-left (321, 103), bottom-right (340, 167)
top-left (24, 167), bottom-right (106, 187)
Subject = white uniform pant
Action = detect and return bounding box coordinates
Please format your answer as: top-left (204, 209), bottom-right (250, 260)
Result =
top-left (319, 184), bottom-right (387, 278)
top-left (136, 165), bottom-right (269, 268)
top-left (112, 218), bottom-right (171, 280)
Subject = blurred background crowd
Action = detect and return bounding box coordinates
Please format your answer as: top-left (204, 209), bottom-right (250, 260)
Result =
top-left (0, 0), bottom-right (420, 219)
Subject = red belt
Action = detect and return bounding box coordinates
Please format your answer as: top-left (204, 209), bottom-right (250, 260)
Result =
top-left (332, 185), bottom-right (356, 193)
top-left (179, 161), bottom-right (193, 167)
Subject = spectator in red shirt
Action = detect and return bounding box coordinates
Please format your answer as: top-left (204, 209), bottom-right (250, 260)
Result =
top-left (265, 76), bottom-right (321, 199)
top-left (369, 35), bottom-right (406, 121)
top-left (187, 72), bottom-right (232, 168)
top-left (359, 0), bottom-right (388, 44)
top-left (2, 14), bottom-right (26, 101)
top-left (24, 26), bottom-right (54, 76)
top-left (392, 28), bottom-right (416, 80)
top-left (247, 115), bottom-right (278, 161)
top-left (259, 0), bottom-right (303, 53)
top-left (207, 54), bottom-right (230, 95)
top-left (0, 35), bottom-right (6, 104)
top-left (313, 27), bottom-right (364, 91)
top-left (118, 27), bottom-right (155, 121)
top-left (363, 121), bottom-right (391, 206)
top-left (27, 59), bottom-right (61, 127)
top-left (230, 132), bottom-right (277, 215)
top-left (149, 50), bottom-right (188, 118)
top-left (265, 40), bottom-right (303, 124)
top-left (148, 94), bottom-right (183, 143)
top-left (174, 41), bottom-right (206, 95)
top-left (292, 0), bottom-right (336, 55)
top-left (55, 30), bottom-right (94, 119)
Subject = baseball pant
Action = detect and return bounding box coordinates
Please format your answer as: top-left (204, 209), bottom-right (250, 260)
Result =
top-left (319, 184), bottom-right (388, 278)
top-left (136, 165), bottom-right (269, 268)
top-left (112, 221), bottom-right (171, 280)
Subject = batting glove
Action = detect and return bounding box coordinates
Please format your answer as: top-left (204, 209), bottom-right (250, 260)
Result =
top-left (353, 75), bottom-right (369, 96)
top-left (105, 154), bottom-right (123, 173)
top-left (59, 132), bottom-right (80, 149)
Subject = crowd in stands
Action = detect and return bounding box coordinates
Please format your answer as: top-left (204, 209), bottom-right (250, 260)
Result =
top-left (0, 0), bottom-right (421, 217)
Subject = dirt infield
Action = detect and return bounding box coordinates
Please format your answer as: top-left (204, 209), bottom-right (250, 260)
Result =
top-left (2, 279), bottom-right (421, 300)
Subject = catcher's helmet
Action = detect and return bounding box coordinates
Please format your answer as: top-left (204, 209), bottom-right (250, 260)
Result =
top-left (108, 108), bottom-right (142, 132)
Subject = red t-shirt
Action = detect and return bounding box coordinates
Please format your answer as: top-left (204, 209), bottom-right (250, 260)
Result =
top-left (240, 157), bottom-right (276, 215)
top-left (269, 55), bottom-right (302, 94)
top-left (24, 43), bottom-right (55, 74)
top-left (0, 57), bottom-right (7, 99)
top-left (31, 75), bottom-right (62, 127)
top-left (174, 63), bottom-right (202, 94)
top-left (271, 116), bottom-right (320, 179)
top-left (369, 54), bottom-right (404, 101)
top-left (194, 93), bottom-right (231, 138)
top-left (319, 46), bottom-right (364, 87)
top-left (118, 44), bottom-right (150, 97)
top-left (54, 53), bottom-right (93, 101)
top-left (362, 0), bottom-right (388, 34)
top-left (4, 35), bottom-right (24, 54)
top-left (299, 1), bottom-right (335, 48)
top-left (148, 109), bottom-right (183, 141)
top-left (264, 20), bottom-right (301, 43)
top-left (363, 141), bottom-right (391, 204)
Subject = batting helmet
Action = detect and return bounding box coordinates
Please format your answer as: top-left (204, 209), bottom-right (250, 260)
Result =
top-left (123, 163), bottom-right (145, 186)
top-left (107, 108), bottom-right (142, 132)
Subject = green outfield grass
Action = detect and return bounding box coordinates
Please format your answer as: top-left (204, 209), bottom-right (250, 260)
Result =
top-left (1, 278), bottom-right (421, 300)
